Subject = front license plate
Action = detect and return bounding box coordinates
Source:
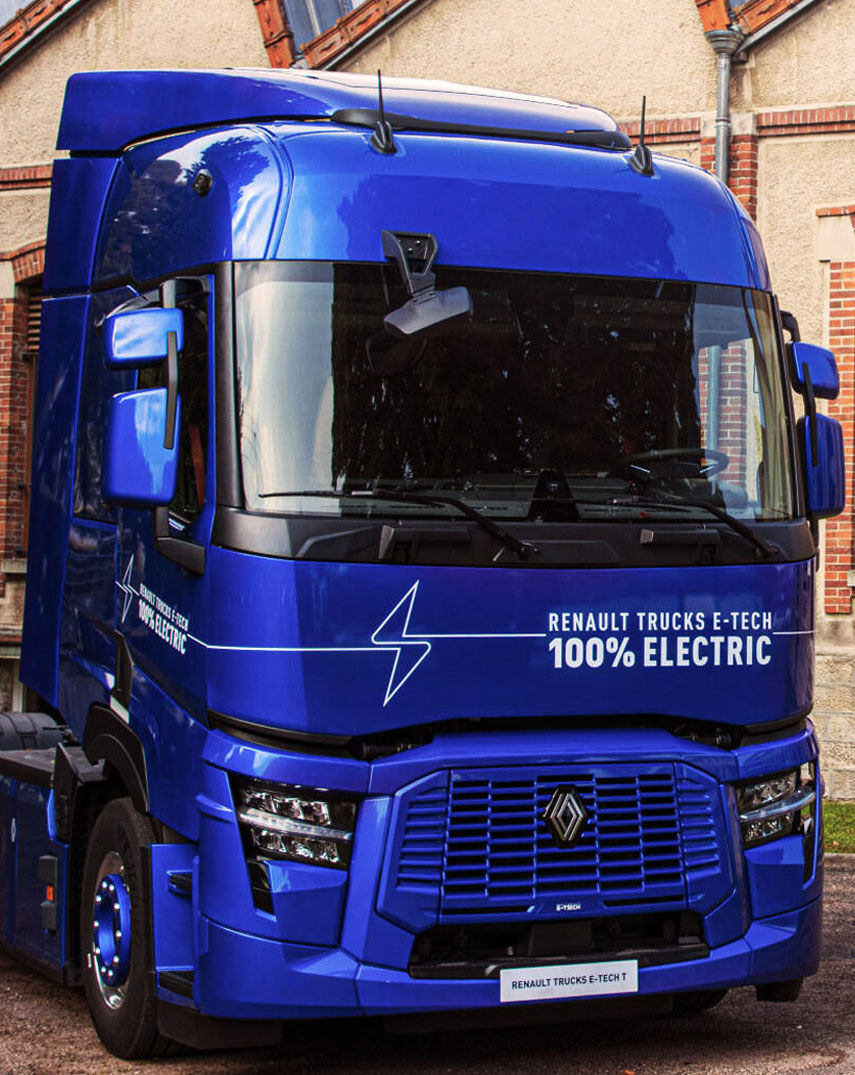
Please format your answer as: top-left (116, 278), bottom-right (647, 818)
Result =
top-left (500, 959), bottom-right (639, 1003)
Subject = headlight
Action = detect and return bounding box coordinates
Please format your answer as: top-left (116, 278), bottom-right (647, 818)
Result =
top-left (232, 778), bottom-right (359, 870)
top-left (736, 763), bottom-right (816, 849)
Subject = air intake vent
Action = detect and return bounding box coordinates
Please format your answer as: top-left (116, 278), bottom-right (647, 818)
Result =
top-left (380, 762), bottom-right (729, 931)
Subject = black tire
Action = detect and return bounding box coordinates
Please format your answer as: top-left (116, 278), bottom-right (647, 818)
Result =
top-left (672, 989), bottom-right (728, 1016)
top-left (80, 797), bottom-right (174, 1059)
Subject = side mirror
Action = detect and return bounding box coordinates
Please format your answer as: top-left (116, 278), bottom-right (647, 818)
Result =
top-left (103, 388), bottom-right (180, 505)
top-left (105, 308), bottom-right (184, 368)
top-left (800, 413), bottom-right (845, 518)
top-left (789, 341), bottom-right (839, 400)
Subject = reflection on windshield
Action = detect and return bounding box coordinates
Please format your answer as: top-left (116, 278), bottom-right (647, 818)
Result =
top-left (234, 263), bottom-right (794, 523)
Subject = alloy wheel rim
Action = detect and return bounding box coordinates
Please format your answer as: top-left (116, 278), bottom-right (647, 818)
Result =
top-left (91, 852), bottom-right (132, 1009)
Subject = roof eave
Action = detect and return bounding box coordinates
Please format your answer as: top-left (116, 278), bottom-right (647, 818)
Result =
top-left (0, 0), bottom-right (92, 77)
top-left (732, 0), bottom-right (824, 53)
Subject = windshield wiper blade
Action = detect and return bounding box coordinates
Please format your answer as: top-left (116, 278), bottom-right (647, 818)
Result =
top-left (593, 494), bottom-right (779, 559)
top-left (258, 488), bottom-right (538, 559)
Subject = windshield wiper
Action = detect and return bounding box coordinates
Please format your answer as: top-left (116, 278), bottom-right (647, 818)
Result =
top-left (258, 489), bottom-right (538, 559)
top-left (590, 494), bottom-right (779, 559)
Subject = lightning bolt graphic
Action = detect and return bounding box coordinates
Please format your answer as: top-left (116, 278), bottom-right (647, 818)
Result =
top-left (370, 581), bottom-right (432, 706)
top-left (117, 556), bottom-right (136, 623)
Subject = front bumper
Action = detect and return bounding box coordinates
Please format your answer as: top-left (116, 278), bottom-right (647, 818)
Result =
top-left (188, 896), bottom-right (821, 1020)
top-left (155, 724), bottom-right (823, 1022)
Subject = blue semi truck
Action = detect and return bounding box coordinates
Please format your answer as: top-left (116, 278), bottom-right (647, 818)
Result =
top-left (0, 68), bottom-right (845, 1057)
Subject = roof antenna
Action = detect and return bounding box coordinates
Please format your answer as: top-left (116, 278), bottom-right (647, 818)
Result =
top-left (370, 70), bottom-right (397, 154)
top-left (629, 95), bottom-right (655, 176)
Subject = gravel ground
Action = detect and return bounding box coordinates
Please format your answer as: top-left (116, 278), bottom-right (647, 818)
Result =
top-left (1, 857), bottom-right (854, 1075)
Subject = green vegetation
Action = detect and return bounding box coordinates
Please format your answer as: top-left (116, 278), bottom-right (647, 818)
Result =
top-left (824, 800), bottom-right (855, 853)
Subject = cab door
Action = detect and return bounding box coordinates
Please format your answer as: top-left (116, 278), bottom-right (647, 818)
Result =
top-left (105, 275), bottom-right (215, 834)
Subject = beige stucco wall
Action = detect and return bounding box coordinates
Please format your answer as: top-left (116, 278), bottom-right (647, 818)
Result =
top-left (733, 0), bottom-right (855, 111)
top-left (755, 129), bottom-right (855, 798)
top-left (651, 141), bottom-right (702, 167)
top-left (0, 190), bottom-right (50, 253)
top-left (756, 135), bottom-right (855, 346)
top-left (342, 0), bottom-right (717, 120)
top-left (0, 0), bottom-right (267, 168)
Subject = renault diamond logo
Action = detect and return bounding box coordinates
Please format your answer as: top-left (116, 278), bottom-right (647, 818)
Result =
top-left (543, 786), bottom-right (588, 848)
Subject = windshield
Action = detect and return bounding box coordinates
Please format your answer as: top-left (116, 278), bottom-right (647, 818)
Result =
top-left (234, 262), bottom-right (794, 523)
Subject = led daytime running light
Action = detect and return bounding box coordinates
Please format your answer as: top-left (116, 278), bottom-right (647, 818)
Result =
top-left (737, 764), bottom-right (816, 849)
top-left (232, 778), bottom-right (359, 871)
top-left (737, 785), bottom-right (815, 824)
top-left (237, 805), bottom-right (353, 843)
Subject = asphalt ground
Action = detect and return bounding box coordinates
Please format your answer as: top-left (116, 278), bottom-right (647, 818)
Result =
top-left (1, 856), bottom-right (854, 1075)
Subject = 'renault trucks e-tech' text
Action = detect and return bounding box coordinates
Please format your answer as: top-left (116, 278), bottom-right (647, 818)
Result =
top-left (0, 69), bottom-right (845, 1057)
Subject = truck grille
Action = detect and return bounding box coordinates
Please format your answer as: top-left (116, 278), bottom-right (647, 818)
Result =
top-left (380, 763), bottom-right (727, 929)
top-left (444, 770), bottom-right (683, 908)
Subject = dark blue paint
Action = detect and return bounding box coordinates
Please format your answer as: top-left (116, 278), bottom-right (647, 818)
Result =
top-left (202, 553), bottom-right (814, 736)
top-left (150, 843), bottom-right (195, 983)
top-left (129, 666), bottom-right (208, 841)
top-left (745, 833), bottom-right (820, 919)
top-left (276, 129), bottom-right (768, 287)
top-left (104, 308), bottom-right (184, 367)
top-left (95, 128), bottom-right (287, 285)
top-left (103, 389), bottom-right (180, 505)
top-left (42, 157), bottom-right (117, 294)
top-left (57, 70), bottom-right (623, 155)
top-left (90, 120), bottom-right (768, 289)
top-left (266, 861), bottom-right (347, 946)
top-left (0, 775), bottom-right (12, 942)
top-left (802, 414), bottom-right (846, 518)
top-left (57, 521), bottom-right (115, 738)
top-left (791, 341), bottom-right (840, 399)
top-left (11, 782), bottom-right (65, 968)
top-left (21, 296), bottom-right (88, 706)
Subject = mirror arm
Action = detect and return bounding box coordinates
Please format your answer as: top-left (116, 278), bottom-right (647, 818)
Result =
top-left (153, 507), bottom-right (206, 575)
top-left (780, 309), bottom-right (801, 342)
top-left (802, 362), bottom-right (818, 465)
top-left (381, 230), bottom-right (438, 298)
top-left (164, 330), bottom-right (179, 450)
top-left (160, 279), bottom-right (179, 451)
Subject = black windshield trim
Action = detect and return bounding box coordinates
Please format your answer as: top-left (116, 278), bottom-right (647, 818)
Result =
top-left (211, 507), bottom-right (814, 567)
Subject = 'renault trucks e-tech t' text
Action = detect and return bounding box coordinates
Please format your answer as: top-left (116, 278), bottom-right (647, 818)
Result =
top-left (0, 69), bottom-right (845, 1057)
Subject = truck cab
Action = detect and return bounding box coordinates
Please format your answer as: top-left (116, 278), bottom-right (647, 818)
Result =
top-left (0, 68), bottom-right (844, 1057)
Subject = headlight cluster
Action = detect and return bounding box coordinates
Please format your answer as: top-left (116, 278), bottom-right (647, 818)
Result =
top-left (233, 778), bottom-right (358, 870)
top-left (737, 762), bottom-right (816, 849)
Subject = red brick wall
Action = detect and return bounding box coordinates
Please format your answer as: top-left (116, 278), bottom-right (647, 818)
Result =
top-left (697, 134), bottom-right (758, 220)
top-left (728, 134), bottom-right (759, 221)
top-left (718, 343), bottom-right (749, 485)
top-left (825, 260), bottom-right (855, 614)
top-left (0, 243), bottom-right (44, 570)
top-left (700, 136), bottom-right (716, 175)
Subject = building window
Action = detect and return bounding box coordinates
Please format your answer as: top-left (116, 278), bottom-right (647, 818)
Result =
top-left (284, 0), bottom-right (360, 50)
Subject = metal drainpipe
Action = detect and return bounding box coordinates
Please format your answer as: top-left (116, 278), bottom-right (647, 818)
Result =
top-left (705, 28), bottom-right (745, 183)
top-left (703, 27), bottom-right (744, 448)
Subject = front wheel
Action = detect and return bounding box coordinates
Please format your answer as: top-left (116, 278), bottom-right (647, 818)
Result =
top-left (80, 797), bottom-right (174, 1058)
